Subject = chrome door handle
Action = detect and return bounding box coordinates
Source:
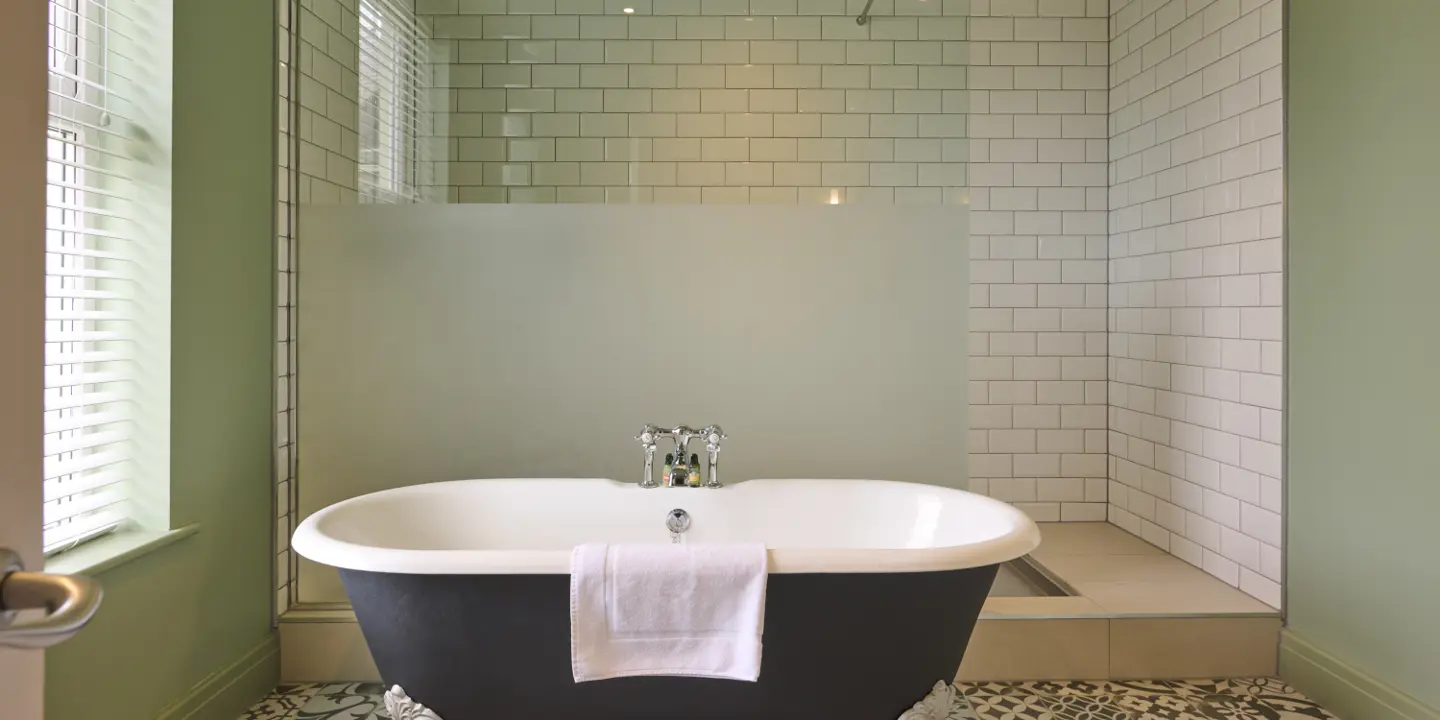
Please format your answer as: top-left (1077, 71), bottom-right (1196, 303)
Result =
top-left (0, 548), bottom-right (102, 649)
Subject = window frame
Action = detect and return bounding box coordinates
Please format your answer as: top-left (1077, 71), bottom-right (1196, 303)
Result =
top-left (41, 0), bottom-right (176, 566)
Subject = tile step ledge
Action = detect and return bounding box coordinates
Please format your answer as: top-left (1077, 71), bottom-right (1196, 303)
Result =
top-left (278, 606), bottom-right (1280, 684)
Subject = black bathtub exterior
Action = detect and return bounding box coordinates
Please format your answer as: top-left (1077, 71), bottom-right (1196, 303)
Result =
top-left (340, 565), bottom-right (998, 720)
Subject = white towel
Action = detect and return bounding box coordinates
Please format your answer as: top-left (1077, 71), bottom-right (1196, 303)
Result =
top-left (570, 543), bottom-right (768, 683)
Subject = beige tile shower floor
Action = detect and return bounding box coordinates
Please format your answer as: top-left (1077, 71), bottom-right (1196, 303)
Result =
top-left (240, 679), bottom-right (1338, 719)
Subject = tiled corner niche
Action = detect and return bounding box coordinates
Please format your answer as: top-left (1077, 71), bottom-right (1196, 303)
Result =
top-left (1106, 0), bottom-right (1284, 608)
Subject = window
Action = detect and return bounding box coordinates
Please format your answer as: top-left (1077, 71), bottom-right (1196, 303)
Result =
top-left (43, 0), bottom-right (166, 555)
top-left (358, 0), bottom-right (423, 203)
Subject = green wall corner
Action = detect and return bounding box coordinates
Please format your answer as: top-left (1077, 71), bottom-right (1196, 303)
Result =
top-left (155, 637), bottom-right (279, 720)
top-left (1281, 630), bottom-right (1440, 720)
top-left (1286, 0), bottom-right (1440, 716)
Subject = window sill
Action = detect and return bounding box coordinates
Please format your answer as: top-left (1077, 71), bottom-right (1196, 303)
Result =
top-left (45, 523), bottom-right (201, 577)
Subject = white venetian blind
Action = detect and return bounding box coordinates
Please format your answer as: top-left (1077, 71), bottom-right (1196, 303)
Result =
top-left (358, 0), bottom-right (426, 203)
top-left (43, 0), bottom-right (145, 554)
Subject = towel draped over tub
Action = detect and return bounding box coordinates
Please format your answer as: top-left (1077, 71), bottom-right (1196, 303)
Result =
top-left (570, 543), bottom-right (769, 682)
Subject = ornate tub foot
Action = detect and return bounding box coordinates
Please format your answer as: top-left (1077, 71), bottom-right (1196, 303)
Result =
top-left (384, 686), bottom-right (444, 720)
top-left (897, 680), bottom-right (966, 720)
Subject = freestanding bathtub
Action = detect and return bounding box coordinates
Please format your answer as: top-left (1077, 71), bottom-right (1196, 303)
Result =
top-left (292, 478), bottom-right (1040, 720)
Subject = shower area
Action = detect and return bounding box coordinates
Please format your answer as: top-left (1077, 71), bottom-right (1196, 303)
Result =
top-left (275, 0), bottom-right (979, 617)
top-left (272, 0), bottom-right (1286, 687)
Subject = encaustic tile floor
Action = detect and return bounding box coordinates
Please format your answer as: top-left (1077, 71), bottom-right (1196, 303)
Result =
top-left (241, 678), bottom-right (1338, 720)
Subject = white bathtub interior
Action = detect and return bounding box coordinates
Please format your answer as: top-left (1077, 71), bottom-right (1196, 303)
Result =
top-left (312, 479), bottom-right (1016, 551)
top-left (295, 205), bottom-right (967, 602)
top-left (295, 477), bottom-right (1057, 595)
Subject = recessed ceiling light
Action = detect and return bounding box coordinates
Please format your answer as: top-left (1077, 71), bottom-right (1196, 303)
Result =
top-left (623, 7), bottom-right (634, 12)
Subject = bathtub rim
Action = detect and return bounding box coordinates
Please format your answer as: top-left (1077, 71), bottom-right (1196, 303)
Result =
top-left (292, 478), bottom-right (1041, 575)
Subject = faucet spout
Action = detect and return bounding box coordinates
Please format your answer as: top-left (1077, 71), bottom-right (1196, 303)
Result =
top-left (670, 425), bottom-right (698, 463)
top-left (636, 424), bottom-right (726, 488)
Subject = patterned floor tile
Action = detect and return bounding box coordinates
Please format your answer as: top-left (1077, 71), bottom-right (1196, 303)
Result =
top-left (1188, 694), bottom-right (1294, 719)
top-left (963, 688), bottom-right (1211, 719)
top-left (294, 682), bottom-right (389, 720)
top-left (957, 681), bottom-right (1336, 720)
top-left (1252, 695), bottom-right (1339, 720)
top-left (238, 683), bottom-right (324, 720)
top-left (235, 677), bottom-right (1338, 720)
top-left (1099, 680), bottom-right (1202, 697)
top-left (949, 693), bottom-right (981, 719)
top-left (1031, 693), bottom-right (1138, 719)
top-left (236, 698), bottom-right (294, 720)
top-left (1188, 693), bottom-right (1340, 720)
top-left (281, 684), bottom-right (325, 702)
top-left (1168, 678), bottom-right (1305, 698)
top-left (1164, 680), bottom-right (1335, 720)
top-left (1108, 694), bottom-right (1216, 719)
top-left (962, 679), bottom-right (1188, 697)
top-left (964, 688), bottom-right (1056, 719)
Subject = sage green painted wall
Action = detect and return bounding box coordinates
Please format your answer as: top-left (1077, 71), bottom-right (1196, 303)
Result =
top-left (1287, 0), bottom-right (1440, 711)
top-left (43, 0), bottom-right (278, 717)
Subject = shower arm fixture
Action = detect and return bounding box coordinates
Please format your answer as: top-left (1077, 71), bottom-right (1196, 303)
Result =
top-left (856, 0), bottom-right (876, 25)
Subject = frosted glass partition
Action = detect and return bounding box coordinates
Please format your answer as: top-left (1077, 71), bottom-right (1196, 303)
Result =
top-left (297, 204), bottom-right (966, 599)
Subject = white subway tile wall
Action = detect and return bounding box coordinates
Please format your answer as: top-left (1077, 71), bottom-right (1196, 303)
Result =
top-left (416, 0), bottom-right (1110, 517)
top-left (414, 0), bottom-right (974, 206)
top-left (967, 0), bottom-right (1111, 523)
top-left (279, 0), bottom-right (364, 612)
top-left (299, 0), bottom-right (362, 205)
top-left (1106, 0), bottom-right (1283, 608)
top-left (278, 0), bottom-right (296, 617)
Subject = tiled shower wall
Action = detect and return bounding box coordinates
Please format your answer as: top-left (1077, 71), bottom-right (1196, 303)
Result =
top-left (297, 0), bottom-right (362, 205)
top-left (1106, 0), bottom-right (1283, 607)
top-left (274, 0), bottom-right (1289, 612)
top-left (965, 0), bottom-right (1111, 523)
top-left (412, 0), bottom-right (1111, 521)
top-left (277, 0), bottom-right (363, 615)
top-left (414, 0), bottom-right (972, 205)
top-left (277, 0), bottom-right (296, 618)
top-left (274, 0), bottom-right (1120, 610)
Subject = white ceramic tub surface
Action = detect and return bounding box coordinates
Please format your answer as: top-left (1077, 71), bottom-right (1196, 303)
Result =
top-left (293, 478), bottom-right (1040, 575)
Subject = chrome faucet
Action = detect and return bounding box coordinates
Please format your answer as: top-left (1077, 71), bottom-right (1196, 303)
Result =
top-left (637, 425), bottom-right (661, 489)
top-left (635, 424), bottom-right (725, 488)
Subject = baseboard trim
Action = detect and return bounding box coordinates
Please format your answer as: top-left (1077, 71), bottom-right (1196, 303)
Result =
top-left (280, 618), bottom-right (380, 682)
top-left (156, 634), bottom-right (280, 720)
top-left (1280, 629), bottom-right (1440, 720)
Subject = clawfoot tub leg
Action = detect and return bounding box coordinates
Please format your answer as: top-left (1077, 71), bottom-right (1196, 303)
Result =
top-left (384, 686), bottom-right (444, 720)
top-left (897, 680), bottom-right (967, 720)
